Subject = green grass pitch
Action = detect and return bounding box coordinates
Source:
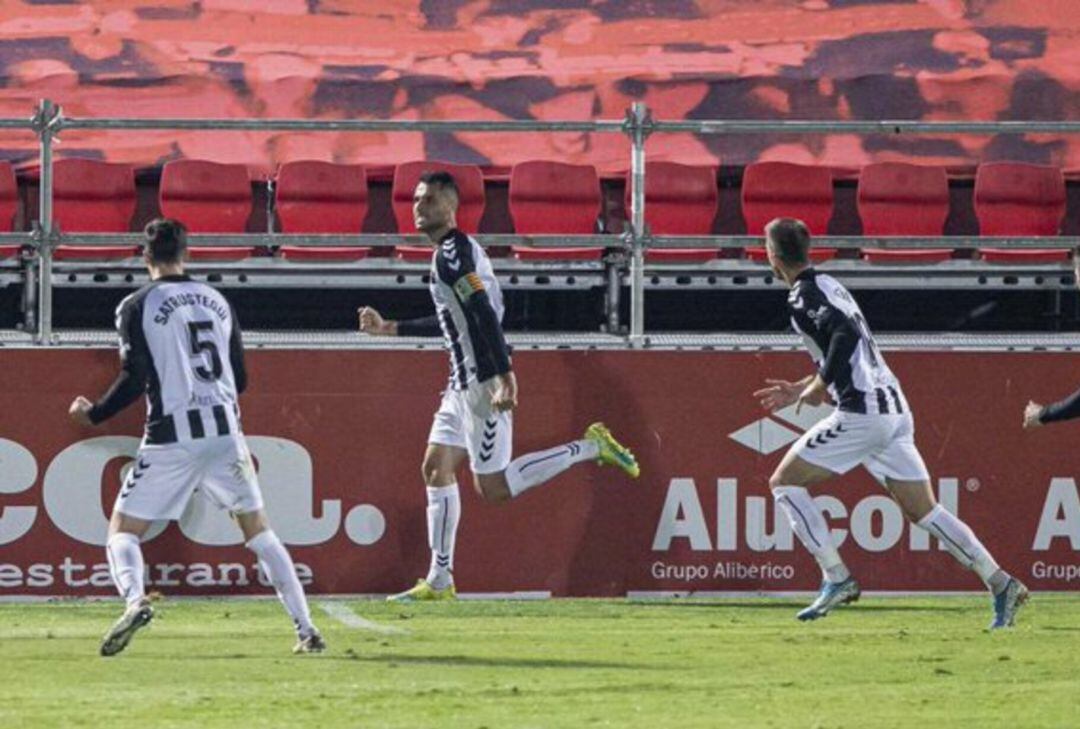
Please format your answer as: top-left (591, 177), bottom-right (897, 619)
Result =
top-left (2, 595), bottom-right (1076, 728)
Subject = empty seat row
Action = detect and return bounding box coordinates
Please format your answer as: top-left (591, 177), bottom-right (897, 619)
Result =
top-left (0, 158), bottom-right (1073, 265)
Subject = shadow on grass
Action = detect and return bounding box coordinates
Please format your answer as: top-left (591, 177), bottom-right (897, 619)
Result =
top-left (624, 600), bottom-right (801, 610)
top-left (623, 600), bottom-right (967, 613)
top-left (337, 652), bottom-right (645, 670)
top-left (154, 651), bottom-right (647, 669)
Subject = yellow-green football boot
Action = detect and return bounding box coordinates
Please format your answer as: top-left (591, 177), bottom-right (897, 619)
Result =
top-left (386, 579), bottom-right (457, 603)
top-left (584, 422), bottom-right (640, 478)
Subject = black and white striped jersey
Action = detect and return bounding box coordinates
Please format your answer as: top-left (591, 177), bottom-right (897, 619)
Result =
top-left (428, 229), bottom-right (510, 390)
top-left (788, 268), bottom-right (909, 415)
top-left (89, 274), bottom-right (246, 444)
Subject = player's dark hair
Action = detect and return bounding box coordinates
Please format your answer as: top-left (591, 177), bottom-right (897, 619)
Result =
top-left (143, 217), bottom-right (188, 264)
top-left (766, 218), bottom-right (811, 265)
top-left (419, 170), bottom-right (460, 203)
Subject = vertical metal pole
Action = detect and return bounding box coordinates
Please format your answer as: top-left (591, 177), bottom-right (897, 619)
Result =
top-left (35, 99), bottom-right (58, 345)
top-left (628, 102), bottom-right (648, 346)
top-left (266, 178), bottom-right (276, 233)
top-left (22, 252), bottom-right (36, 332)
top-left (605, 260), bottom-right (620, 332)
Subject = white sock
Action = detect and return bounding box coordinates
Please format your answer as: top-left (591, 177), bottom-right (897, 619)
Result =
top-left (918, 504), bottom-right (1004, 591)
top-left (424, 483), bottom-right (460, 590)
top-left (504, 439), bottom-right (600, 498)
top-left (773, 486), bottom-right (850, 583)
top-left (247, 529), bottom-right (315, 636)
top-left (106, 532), bottom-right (146, 608)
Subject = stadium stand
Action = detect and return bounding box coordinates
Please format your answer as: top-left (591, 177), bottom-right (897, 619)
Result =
top-left (858, 162), bottom-right (953, 263)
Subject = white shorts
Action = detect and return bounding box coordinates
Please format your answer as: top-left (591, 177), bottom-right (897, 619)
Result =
top-left (114, 435), bottom-right (264, 521)
top-left (788, 409), bottom-right (930, 483)
top-left (428, 380), bottom-right (513, 474)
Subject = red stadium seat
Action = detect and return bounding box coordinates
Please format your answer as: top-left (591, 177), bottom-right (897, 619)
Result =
top-left (0, 247), bottom-right (19, 260)
top-left (0, 161), bottom-right (17, 232)
top-left (52, 159), bottom-right (136, 232)
top-left (862, 249), bottom-right (953, 263)
top-left (745, 247), bottom-right (837, 264)
top-left (741, 162), bottom-right (834, 261)
top-left (160, 159), bottom-right (255, 260)
top-left (510, 160), bottom-right (601, 234)
top-left (391, 161), bottom-right (485, 234)
top-left (278, 246), bottom-right (372, 262)
top-left (975, 162), bottom-right (1066, 236)
top-left (975, 162), bottom-right (1067, 263)
top-left (980, 248), bottom-right (1069, 264)
top-left (160, 159), bottom-right (253, 232)
top-left (645, 248), bottom-right (718, 263)
top-left (858, 163), bottom-right (948, 235)
top-left (53, 245), bottom-right (140, 261)
top-left (51, 159), bottom-right (138, 260)
top-left (625, 162), bottom-right (718, 235)
top-left (185, 246), bottom-right (258, 261)
top-left (275, 161), bottom-right (367, 233)
top-left (509, 160), bottom-right (603, 260)
top-left (858, 162), bottom-right (952, 261)
top-left (741, 162), bottom-right (833, 235)
top-left (513, 247), bottom-right (603, 261)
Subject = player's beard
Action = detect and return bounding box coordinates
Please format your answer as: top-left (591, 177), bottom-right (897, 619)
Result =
top-left (418, 220), bottom-right (441, 238)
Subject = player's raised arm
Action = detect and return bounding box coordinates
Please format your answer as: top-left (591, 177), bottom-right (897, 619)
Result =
top-left (69, 297), bottom-right (150, 426)
top-left (1025, 386), bottom-right (1080, 429)
top-left (358, 305), bottom-right (441, 337)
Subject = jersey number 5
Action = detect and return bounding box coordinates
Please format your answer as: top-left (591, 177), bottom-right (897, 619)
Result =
top-left (188, 320), bottom-right (223, 382)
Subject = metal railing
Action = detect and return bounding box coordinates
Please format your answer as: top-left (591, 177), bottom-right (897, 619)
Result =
top-left (6, 99), bottom-right (1080, 345)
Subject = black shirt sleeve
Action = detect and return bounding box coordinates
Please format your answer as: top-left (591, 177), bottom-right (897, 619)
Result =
top-left (397, 315), bottom-right (442, 337)
top-left (1040, 386), bottom-right (1080, 424)
top-left (229, 303), bottom-right (247, 394)
top-left (88, 297), bottom-right (149, 424)
top-left (461, 291), bottom-right (512, 376)
top-left (816, 309), bottom-right (859, 385)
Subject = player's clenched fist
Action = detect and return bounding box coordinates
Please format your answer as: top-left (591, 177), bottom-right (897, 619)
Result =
top-left (68, 395), bottom-right (94, 426)
top-left (491, 372), bottom-right (518, 412)
top-left (1022, 400), bottom-right (1044, 429)
top-left (358, 306), bottom-right (395, 336)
